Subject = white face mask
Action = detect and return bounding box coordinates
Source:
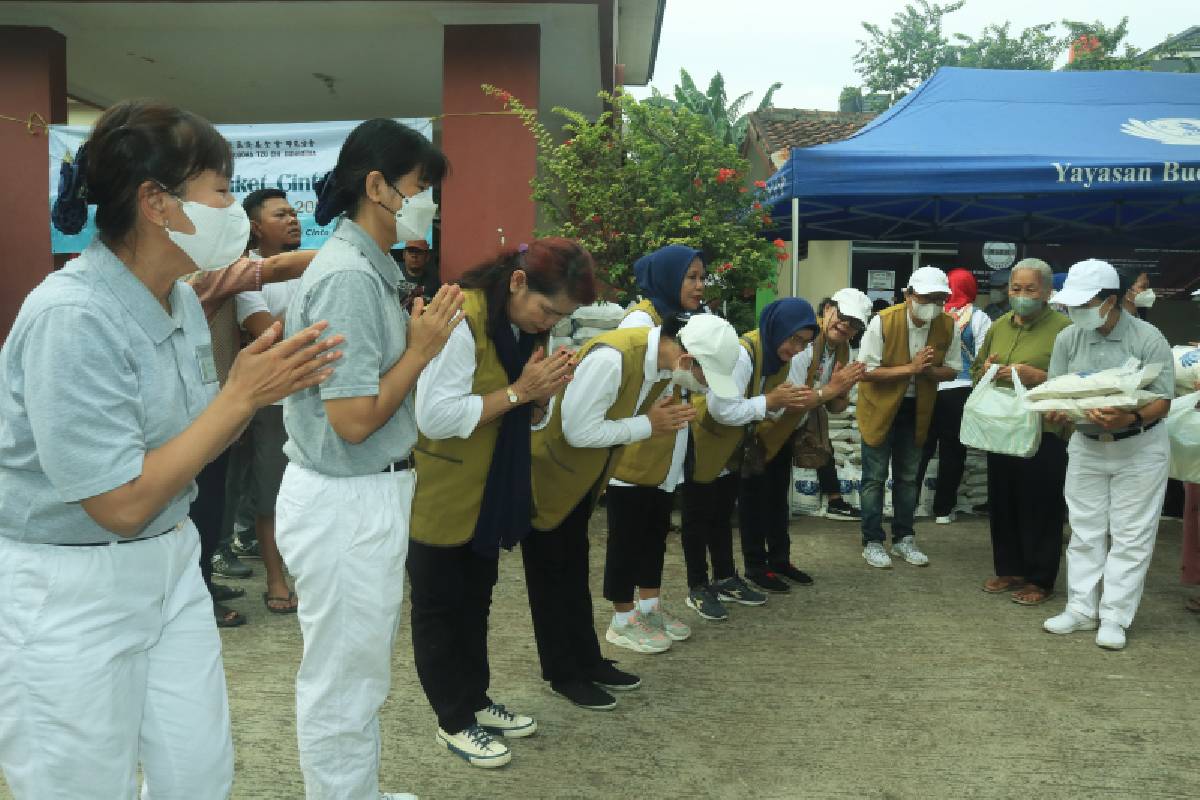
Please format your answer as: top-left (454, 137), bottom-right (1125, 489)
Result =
top-left (1134, 289), bottom-right (1156, 309)
top-left (166, 199), bottom-right (251, 271)
top-left (910, 300), bottom-right (940, 322)
top-left (1068, 298), bottom-right (1113, 331)
top-left (672, 359), bottom-right (706, 393)
top-left (392, 188), bottom-right (437, 242)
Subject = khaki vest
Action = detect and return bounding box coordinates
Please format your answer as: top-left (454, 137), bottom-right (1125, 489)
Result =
top-left (531, 327), bottom-right (668, 530)
top-left (756, 329), bottom-right (852, 462)
top-left (410, 290), bottom-right (517, 546)
top-left (856, 303), bottom-right (952, 447)
top-left (610, 301), bottom-right (678, 486)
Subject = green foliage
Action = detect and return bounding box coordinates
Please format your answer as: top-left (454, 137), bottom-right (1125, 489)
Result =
top-left (648, 70), bottom-right (782, 149)
top-left (481, 85), bottom-right (786, 332)
top-left (855, 0), bottom-right (966, 104)
top-left (1060, 17), bottom-right (1140, 71)
top-left (954, 22), bottom-right (1061, 71)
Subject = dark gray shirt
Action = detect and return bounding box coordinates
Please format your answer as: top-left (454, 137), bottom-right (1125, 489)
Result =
top-left (283, 218), bottom-right (417, 476)
top-left (1047, 310), bottom-right (1174, 437)
top-left (0, 241), bottom-right (217, 544)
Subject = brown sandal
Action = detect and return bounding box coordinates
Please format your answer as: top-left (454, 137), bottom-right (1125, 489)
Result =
top-left (983, 576), bottom-right (1024, 593)
top-left (1012, 584), bottom-right (1054, 606)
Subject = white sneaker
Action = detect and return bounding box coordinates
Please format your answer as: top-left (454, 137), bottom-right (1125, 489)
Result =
top-left (934, 511), bottom-right (956, 524)
top-left (643, 605), bottom-right (691, 641)
top-left (1096, 620), bottom-right (1126, 650)
top-left (890, 536), bottom-right (929, 566)
top-left (381, 794), bottom-right (418, 800)
top-left (605, 610), bottom-right (671, 653)
top-left (475, 703), bottom-right (537, 738)
top-left (862, 542), bottom-right (892, 569)
top-left (437, 724), bottom-right (512, 768)
top-left (1042, 609), bottom-right (1099, 635)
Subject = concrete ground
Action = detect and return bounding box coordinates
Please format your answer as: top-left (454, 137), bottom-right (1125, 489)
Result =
top-left (4, 513), bottom-right (1199, 799)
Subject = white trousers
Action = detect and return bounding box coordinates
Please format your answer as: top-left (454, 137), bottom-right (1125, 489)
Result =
top-left (275, 463), bottom-right (414, 800)
top-left (1063, 424), bottom-right (1170, 627)
top-left (0, 522), bottom-right (233, 800)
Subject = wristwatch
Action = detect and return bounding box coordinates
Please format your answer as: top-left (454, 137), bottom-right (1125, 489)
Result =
top-left (1130, 409), bottom-right (1144, 429)
top-left (505, 386), bottom-right (520, 405)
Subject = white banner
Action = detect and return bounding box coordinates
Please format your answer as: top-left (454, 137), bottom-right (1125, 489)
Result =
top-left (49, 118), bottom-right (432, 254)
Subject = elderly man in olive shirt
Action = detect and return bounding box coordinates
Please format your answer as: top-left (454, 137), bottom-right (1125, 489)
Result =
top-left (973, 258), bottom-right (1071, 609)
top-left (1038, 259), bottom-right (1174, 651)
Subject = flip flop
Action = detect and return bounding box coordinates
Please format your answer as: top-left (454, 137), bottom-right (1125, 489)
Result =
top-left (1012, 585), bottom-right (1055, 606)
top-left (211, 583), bottom-right (245, 602)
top-left (982, 576), bottom-right (1024, 593)
top-left (214, 601), bottom-right (246, 628)
top-left (264, 591), bottom-right (298, 615)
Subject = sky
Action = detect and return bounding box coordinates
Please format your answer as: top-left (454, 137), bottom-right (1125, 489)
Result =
top-left (627, 0), bottom-right (1191, 111)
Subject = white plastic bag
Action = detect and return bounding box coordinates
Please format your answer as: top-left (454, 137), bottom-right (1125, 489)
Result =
top-left (1174, 346), bottom-right (1200, 397)
top-left (959, 364), bottom-right (1041, 458)
top-left (1167, 392), bottom-right (1200, 483)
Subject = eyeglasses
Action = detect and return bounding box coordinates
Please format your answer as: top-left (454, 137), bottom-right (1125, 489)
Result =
top-left (834, 310), bottom-right (866, 334)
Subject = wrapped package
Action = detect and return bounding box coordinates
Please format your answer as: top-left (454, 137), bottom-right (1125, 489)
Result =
top-left (1025, 357), bottom-right (1162, 401)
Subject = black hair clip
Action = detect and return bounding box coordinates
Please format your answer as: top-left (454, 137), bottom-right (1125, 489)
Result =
top-left (312, 169), bottom-right (341, 226)
top-left (51, 143), bottom-right (89, 235)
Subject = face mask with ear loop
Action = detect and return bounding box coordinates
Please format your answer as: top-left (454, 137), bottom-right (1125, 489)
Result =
top-left (671, 355), bottom-right (707, 393)
top-left (163, 190), bottom-right (251, 271)
top-left (381, 184), bottom-right (438, 242)
top-left (1067, 296), bottom-right (1115, 331)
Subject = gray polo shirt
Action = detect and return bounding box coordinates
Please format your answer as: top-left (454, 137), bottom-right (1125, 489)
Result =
top-left (283, 218), bottom-right (417, 476)
top-left (1047, 310), bottom-right (1174, 437)
top-left (0, 240), bottom-right (218, 545)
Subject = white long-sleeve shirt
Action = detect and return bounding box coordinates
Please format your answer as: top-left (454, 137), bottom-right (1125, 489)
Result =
top-left (858, 309), bottom-right (964, 398)
top-left (561, 326), bottom-right (666, 450)
top-left (415, 318), bottom-right (550, 440)
top-left (706, 344), bottom-right (815, 427)
top-left (608, 309), bottom-right (688, 492)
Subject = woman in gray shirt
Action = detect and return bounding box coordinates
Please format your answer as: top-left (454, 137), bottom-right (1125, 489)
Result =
top-left (0, 100), bottom-right (341, 799)
top-left (274, 119), bottom-right (461, 800)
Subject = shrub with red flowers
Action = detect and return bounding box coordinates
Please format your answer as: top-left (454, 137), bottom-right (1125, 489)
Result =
top-left (482, 84), bottom-right (778, 332)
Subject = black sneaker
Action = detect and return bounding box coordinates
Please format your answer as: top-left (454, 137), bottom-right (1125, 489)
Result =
top-left (211, 544), bottom-right (252, 579)
top-left (587, 659), bottom-right (641, 691)
top-left (551, 679), bottom-right (617, 710)
top-left (230, 532), bottom-right (260, 559)
top-left (771, 562), bottom-right (814, 585)
top-left (824, 498), bottom-right (861, 521)
top-left (685, 585), bottom-right (729, 621)
top-left (714, 575), bottom-right (768, 606)
top-left (745, 568), bottom-right (791, 594)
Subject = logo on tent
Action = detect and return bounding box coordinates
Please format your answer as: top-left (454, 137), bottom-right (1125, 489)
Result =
top-left (1121, 118), bottom-right (1200, 146)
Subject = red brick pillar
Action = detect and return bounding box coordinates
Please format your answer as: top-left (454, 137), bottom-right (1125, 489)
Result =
top-left (0, 27), bottom-right (67, 340)
top-left (440, 24), bottom-right (540, 281)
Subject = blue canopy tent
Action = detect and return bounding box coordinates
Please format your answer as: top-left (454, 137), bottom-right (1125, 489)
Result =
top-left (764, 67), bottom-right (1200, 294)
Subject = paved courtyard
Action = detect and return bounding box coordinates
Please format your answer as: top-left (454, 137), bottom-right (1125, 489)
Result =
top-left (3, 513), bottom-right (1198, 799)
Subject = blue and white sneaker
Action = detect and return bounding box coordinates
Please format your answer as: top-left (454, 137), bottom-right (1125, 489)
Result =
top-left (437, 723), bottom-right (511, 768)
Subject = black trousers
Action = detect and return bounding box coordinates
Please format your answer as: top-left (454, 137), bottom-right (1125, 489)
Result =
top-left (521, 500), bottom-right (603, 683)
top-left (816, 460), bottom-right (840, 496)
top-left (680, 473), bottom-right (738, 588)
top-left (603, 484), bottom-right (673, 603)
top-left (916, 386), bottom-right (971, 517)
top-left (987, 434), bottom-right (1068, 590)
top-left (190, 449), bottom-right (230, 593)
top-left (738, 439), bottom-right (794, 570)
top-left (408, 540), bottom-right (499, 734)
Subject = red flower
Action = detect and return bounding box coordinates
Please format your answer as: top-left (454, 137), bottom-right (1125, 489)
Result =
top-left (692, 214), bottom-right (701, 222)
top-left (717, 262), bottom-right (733, 274)
top-left (591, 214), bottom-right (602, 223)
top-left (693, 178), bottom-right (703, 187)
top-left (761, 214), bottom-right (772, 225)
top-left (715, 173), bottom-right (728, 184)
top-left (497, 90), bottom-right (512, 104)
top-left (739, 186), bottom-right (748, 193)
top-left (776, 251), bottom-right (789, 261)
top-left (773, 238), bottom-right (787, 248)
top-left (754, 180), bottom-right (767, 189)
top-left (564, 139), bottom-right (574, 147)
top-left (752, 202), bottom-right (762, 210)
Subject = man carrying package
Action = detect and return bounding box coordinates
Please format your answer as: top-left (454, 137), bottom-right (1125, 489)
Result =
top-left (1040, 259), bottom-right (1174, 651)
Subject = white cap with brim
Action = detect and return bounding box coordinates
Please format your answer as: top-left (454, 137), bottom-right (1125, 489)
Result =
top-left (679, 314), bottom-right (741, 399)
top-left (1050, 258), bottom-right (1120, 307)
top-left (908, 266), bottom-right (951, 296)
top-left (830, 287), bottom-right (873, 326)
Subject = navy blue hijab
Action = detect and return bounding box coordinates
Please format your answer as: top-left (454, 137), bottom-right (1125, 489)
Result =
top-left (758, 298), bottom-right (819, 376)
top-left (633, 245), bottom-right (703, 318)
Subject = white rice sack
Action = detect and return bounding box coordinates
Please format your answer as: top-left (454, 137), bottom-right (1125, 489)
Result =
top-left (573, 302), bottom-right (626, 329)
top-left (791, 468), bottom-right (824, 516)
top-left (1026, 390), bottom-right (1163, 419)
top-left (829, 428), bottom-right (857, 442)
top-left (572, 326), bottom-right (610, 343)
top-left (551, 317), bottom-right (574, 338)
top-left (1174, 346), bottom-right (1200, 397)
top-left (827, 419), bottom-right (852, 430)
top-left (837, 466), bottom-right (862, 507)
top-left (1025, 357), bottom-right (1162, 401)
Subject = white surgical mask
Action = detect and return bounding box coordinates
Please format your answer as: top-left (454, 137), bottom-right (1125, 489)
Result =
top-left (1067, 298), bottom-right (1112, 331)
top-left (672, 364), bottom-right (706, 393)
top-left (392, 188), bottom-right (437, 242)
top-left (166, 199), bottom-right (251, 271)
top-left (1134, 289), bottom-right (1156, 309)
top-left (910, 301), bottom-right (940, 322)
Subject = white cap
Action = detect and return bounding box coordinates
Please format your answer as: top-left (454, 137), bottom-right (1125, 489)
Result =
top-left (679, 315), bottom-right (741, 399)
top-left (907, 266), bottom-right (951, 296)
top-left (830, 287), bottom-right (873, 326)
top-left (1050, 259), bottom-right (1120, 307)
top-left (1193, 287), bottom-right (1200, 297)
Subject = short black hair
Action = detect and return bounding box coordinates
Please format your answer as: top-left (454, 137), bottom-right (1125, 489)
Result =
top-left (243, 188), bottom-right (287, 221)
top-left (661, 313), bottom-right (689, 342)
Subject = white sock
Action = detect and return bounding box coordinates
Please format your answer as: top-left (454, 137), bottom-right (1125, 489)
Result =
top-left (613, 610), bottom-right (636, 628)
top-left (638, 596), bottom-right (660, 614)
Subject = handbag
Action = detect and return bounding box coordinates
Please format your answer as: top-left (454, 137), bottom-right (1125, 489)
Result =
top-left (740, 430), bottom-right (767, 477)
top-left (792, 405), bottom-right (833, 469)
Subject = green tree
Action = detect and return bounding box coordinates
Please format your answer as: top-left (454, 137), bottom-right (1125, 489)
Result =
top-left (482, 85), bottom-right (785, 332)
top-left (955, 21), bottom-right (1061, 70)
top-left (649, 70), bottom-right (782, 148)
top-left (1060, 17), bottom-right (1140, 70)
top-left (854, 0), bottom-right (966, 104)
